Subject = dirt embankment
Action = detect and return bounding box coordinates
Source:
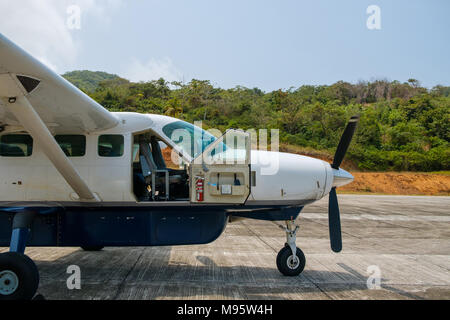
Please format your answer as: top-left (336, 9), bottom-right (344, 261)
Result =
top-left (339, 172), bottom-right (450, 196)
top-left (280, 144), bottom-right (450, 196)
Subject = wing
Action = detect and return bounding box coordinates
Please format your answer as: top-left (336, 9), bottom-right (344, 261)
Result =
top-left (0, 33), bottom-right (118, 133)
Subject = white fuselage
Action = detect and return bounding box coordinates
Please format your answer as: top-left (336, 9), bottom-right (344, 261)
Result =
top-left (0, 112), bottom-right (352, 205)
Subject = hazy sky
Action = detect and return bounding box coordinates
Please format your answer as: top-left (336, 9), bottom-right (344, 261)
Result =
top-left (1, 0), bottom-right (449, 91)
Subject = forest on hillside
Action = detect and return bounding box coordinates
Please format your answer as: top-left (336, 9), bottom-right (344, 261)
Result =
top-left (64, 71), bottom-right (450, 172)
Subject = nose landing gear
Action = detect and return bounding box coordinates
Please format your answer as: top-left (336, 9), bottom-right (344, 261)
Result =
top-left (276, 220), bottom-right (306, 276)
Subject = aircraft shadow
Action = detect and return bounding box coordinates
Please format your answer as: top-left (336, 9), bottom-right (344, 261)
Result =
top-left (28, 246), bottom-right (423, 300)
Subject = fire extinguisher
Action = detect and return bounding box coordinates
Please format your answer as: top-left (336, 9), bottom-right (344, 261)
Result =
top-left (196, 177), bottom-right (204, 202)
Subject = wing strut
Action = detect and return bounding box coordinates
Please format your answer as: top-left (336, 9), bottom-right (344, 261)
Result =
top-left (4, 95), bottom-right (99, 202)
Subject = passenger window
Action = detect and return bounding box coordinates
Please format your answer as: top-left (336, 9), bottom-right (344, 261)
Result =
top-left (98, 135), bottom-right (124, 157)
top-left (0, 135), bottom-right (33, 157)
top-left (55, 135), bottom-right (86, 157)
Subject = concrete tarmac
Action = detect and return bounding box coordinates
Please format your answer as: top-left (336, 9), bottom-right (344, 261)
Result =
top-left (1, 195), bottom-right (449, 300)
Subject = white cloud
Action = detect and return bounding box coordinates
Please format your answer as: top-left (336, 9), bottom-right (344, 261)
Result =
top-left (0, 0), bottom-right (183, 81)
top-left (0, 0), bottom-right (123, 72)
top-left (123, 57), bottom-right (183, 83)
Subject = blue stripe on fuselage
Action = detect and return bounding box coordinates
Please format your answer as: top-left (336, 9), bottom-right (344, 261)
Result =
top-left (0, 204), bottom-right (303, 247)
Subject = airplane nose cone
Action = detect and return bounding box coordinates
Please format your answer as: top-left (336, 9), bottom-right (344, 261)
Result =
top-left (332, 168), bottom-right (354, 187)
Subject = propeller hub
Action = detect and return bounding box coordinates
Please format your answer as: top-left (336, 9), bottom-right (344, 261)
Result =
top-left (332, 168), bottom-right (354, 188)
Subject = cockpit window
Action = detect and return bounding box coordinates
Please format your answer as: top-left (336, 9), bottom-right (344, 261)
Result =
top-left (162, 121), bottom-right (218, 158)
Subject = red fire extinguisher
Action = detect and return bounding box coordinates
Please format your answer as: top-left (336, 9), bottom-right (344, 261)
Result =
top-left (196, 177), bottom-right (204, 202)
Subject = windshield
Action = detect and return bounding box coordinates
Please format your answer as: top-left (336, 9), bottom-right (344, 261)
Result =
top-left (162, 121), bottom-right (219, 158)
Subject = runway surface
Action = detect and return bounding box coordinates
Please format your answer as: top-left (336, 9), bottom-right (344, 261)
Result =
top-left (1, 195), bottom-right (449, 300)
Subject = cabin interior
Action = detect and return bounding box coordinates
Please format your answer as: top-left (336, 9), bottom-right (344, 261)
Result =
top-left (132, 131), bottom-right (190, 202)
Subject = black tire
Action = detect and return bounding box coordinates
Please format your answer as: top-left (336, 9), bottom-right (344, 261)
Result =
top-left (0, 252), bottom-right (39, 300)
top-left (81, 246), bottom-right (104, 251)
top-left (276, 246), bottom-right (306, 276)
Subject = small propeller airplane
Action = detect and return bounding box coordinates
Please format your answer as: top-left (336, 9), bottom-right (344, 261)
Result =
top-left (0, 33), bottom-right (357, 300)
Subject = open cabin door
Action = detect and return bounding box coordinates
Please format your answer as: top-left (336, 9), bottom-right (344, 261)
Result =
top-left (190, 129), bottom-right (251, 204)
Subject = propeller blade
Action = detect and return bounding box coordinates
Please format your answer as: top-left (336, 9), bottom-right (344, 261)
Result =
top-left (328, 187), bottom-right (342, 253)
top-left (331, 115), bottom-right (359, 169)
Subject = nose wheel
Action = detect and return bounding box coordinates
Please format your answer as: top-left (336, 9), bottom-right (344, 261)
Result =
top-left (276, 220), bottom-right (306, 276)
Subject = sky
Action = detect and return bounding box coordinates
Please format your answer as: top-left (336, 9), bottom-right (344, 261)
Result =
top-left (0, 0), bottom-right (449, 91)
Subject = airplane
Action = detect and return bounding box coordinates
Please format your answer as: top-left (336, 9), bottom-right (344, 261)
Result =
top-left (0, 33), bottom-right (357, 300)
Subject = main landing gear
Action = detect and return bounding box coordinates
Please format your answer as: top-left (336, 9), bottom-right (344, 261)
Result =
top-left (0, 211), bottom-right (40, 300)
top-left (0, 252), bottom-right (39, 300)
top-left (276, 220), bottom-right (306, 276)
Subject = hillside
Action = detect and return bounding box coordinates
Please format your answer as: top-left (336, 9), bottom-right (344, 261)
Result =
top-left (62, 71), bottom-right (450, 173)
top-left (63, 70), bottom-right (120, 92)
